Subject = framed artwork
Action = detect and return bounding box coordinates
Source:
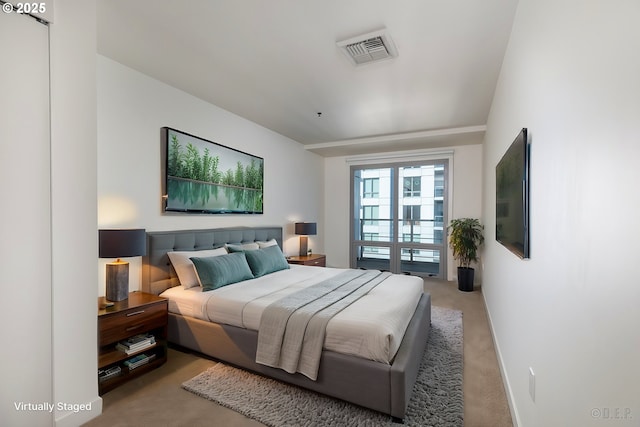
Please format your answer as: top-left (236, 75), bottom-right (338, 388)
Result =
top-left (161, 127), bottom-right (263, 214)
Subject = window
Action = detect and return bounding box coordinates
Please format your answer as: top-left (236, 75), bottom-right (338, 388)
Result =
top-left (351, 161), bottom-right (448, 279)
top-left (403, 232), bottom-right (423, 243)
top-left (403, 176), bottom-right (421, 197)
top-left (434, 169), bottom-right (444, 197)
top-left (434, 200), bottom-right (444, 227)
top-left (363, 178), bottom-right (379, 198)
top-left (403, 205), bottom-right (421, 226)
top-left (402, 247), bottom-right (421, 255)
top-left (362, 206), bottom-right (379, 226)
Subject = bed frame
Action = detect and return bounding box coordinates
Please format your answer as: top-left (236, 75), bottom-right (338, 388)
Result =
top-left (142, 227), bottom-right (431, 421)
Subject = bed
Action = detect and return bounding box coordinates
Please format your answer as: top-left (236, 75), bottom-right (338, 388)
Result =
top-left (142, 227), bottom-right (431, 421)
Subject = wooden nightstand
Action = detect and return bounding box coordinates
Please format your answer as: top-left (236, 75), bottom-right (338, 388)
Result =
top-left (287, 254), bottom-right (326, 267)
top-left (97, 292), bottom-right (168, 395)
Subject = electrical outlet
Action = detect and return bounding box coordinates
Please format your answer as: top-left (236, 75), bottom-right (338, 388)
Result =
top-left (529, 367), bottom-right (535, 402)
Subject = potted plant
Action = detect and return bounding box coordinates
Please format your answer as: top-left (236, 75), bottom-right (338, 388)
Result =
top-left (448, 218), bottom-right (484, 292)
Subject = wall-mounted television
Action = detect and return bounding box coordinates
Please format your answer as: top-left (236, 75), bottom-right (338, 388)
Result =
top-left (161, 127), bottom-right (264, 214)
top-left (496, 128), bottom-right (530, 258)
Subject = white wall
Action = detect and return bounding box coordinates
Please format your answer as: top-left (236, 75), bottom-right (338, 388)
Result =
top-left (97, 56), bottom-right (325, 294)
top-left (1, 1), bottom-right (100, 426)
top-left (323, 155), bottom-right (350, 267)
top-left (51, 1), bottom-right (101, 425)
top-left (482, 1), bottom-right (640, 426)
top-left (323, 144), bottom-right (483, 280)
top-left (1, 10), bottom-right (52, 427)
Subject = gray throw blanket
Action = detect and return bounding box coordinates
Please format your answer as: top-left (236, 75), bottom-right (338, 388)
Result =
top-left (256, 269), bottom-right (390, 380)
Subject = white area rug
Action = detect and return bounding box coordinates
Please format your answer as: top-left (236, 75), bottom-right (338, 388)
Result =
top-left (182, 306), bottom-right (463, 426)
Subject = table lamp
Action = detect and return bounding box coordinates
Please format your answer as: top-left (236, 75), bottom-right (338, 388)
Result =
top-left (99, 229), bottom-right (146, 302)
top-left (294, 222), bottom-right (317, 256)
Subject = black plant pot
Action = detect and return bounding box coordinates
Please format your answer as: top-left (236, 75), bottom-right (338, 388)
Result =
top-left (457, 267), bottom-right (475, 292)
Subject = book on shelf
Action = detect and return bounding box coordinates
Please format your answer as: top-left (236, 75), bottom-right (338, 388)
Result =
top-left (124, 353), bottom-right (156, 371)
top-left (116, 341), bottom-right (156, 354)
top-left (98, 365), bottom-right (121, 382)
top-left (121, 333), bottom-right (155, 347)
top-left (116, 334), bottom-right (156, 354)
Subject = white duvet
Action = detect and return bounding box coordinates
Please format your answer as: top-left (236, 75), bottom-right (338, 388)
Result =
top-left (160, 265), bottom-right (423, 364)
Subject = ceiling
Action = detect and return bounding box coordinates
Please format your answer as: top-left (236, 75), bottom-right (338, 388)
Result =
top-left (97, 0), bottom-right (518, 157)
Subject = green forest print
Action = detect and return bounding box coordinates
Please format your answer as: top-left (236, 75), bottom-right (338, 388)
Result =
top-left (166, 133), bottom-right (263, 213)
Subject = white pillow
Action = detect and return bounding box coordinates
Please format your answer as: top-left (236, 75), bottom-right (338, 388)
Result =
top-left (167, 247), bottom-right (228, 288)
top-left (225, 242), bottom-right (260, 252)
top-left (257, 239), bottom-right (278, 248)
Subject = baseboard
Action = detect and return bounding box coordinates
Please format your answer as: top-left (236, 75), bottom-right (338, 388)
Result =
top-left (54, 395), bottom-right (102, 427)
top-left (481, 291), bottom-right (521, 427)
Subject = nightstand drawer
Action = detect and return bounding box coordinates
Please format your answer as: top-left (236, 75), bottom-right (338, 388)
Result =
top-left (306, 258), bottom-right (325, 267)
top-left (287, 254), bottom-right (326, 267)
top-left (99, 302), bottom-right (167, 346)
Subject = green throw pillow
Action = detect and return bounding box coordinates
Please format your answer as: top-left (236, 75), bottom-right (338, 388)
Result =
top-left (244, 245), bottom-right (290, 278)
top-left (190, 252), bottom-right (254, 291)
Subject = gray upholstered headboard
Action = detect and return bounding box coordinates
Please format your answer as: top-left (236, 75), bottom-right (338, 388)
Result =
top-left (142, 227), bottom-right (283, 295)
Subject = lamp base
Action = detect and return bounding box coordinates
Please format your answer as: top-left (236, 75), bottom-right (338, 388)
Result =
top-left (106, 261), bottom-right (129, 301)
top-left (299, 236), bottom-right (309, 257)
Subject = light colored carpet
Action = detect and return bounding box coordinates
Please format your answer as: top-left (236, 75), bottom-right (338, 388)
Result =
top-left (83, 281), bottom-right (513, 427)
top-left (182, 306), bottom-right (463, 427)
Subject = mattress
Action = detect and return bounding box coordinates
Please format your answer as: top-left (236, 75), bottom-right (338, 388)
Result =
top-left (160, 265), bottom-right (423, 363)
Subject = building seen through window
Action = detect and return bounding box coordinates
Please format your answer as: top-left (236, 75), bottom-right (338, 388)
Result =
top-left (351, 163), bottom-right (447, 277)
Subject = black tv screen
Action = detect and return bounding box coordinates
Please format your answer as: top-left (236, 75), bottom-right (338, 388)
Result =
top-left (161, 127), bottom-right (264, 214)
top-left (496, 128), bottom-right (530, 258)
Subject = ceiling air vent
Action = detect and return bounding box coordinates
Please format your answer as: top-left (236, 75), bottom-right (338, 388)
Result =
top-left (337, 28), bottom-right (398, 66)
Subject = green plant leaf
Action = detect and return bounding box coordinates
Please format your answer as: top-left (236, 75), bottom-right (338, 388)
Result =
top-left (448, 218), bottom-right (484, 268)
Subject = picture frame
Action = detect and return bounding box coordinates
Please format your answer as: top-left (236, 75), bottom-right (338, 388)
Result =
top-left (161, 127), bottom-right (264, 214)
